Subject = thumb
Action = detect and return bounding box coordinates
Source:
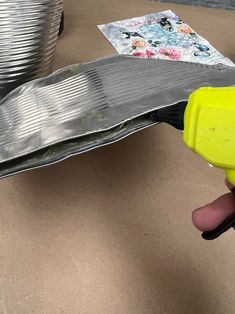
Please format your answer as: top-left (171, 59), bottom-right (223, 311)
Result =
top-left (192, 192), bottom-right (235, 232)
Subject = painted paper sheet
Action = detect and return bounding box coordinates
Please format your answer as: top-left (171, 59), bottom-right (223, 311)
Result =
top-left (98, 10), bottom-right (233, 66)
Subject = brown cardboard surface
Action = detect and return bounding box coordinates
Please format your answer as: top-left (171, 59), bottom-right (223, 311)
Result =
top-left (1, 1), bottom-right (235, 313)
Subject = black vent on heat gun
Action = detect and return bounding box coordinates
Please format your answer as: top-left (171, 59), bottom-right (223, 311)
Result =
top-left (150, 101), bottom-right (188, 130)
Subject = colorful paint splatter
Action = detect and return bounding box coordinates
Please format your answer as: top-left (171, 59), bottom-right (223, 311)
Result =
top-left (98, 10), bottom-right (233, 66)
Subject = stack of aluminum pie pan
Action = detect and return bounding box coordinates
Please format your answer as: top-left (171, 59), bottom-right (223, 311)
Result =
top-left (0, 0), bottom-right (63, 100)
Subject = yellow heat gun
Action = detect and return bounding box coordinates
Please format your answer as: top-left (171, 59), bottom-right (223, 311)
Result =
top-left (184, 87), bottom-right (235, 186)
top-left (152, 86), bottom-right (235, 240)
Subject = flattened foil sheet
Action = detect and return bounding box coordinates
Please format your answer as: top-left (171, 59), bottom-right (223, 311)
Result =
top-left (0, 55), bottom-right (235, 178)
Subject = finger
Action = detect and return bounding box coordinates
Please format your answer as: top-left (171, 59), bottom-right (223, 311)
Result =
top-left (192, 193), bottom-right (235, 232)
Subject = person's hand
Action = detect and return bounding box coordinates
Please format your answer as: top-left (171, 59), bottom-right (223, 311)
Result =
top-left (192, 180), bottom-right (235, 231)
